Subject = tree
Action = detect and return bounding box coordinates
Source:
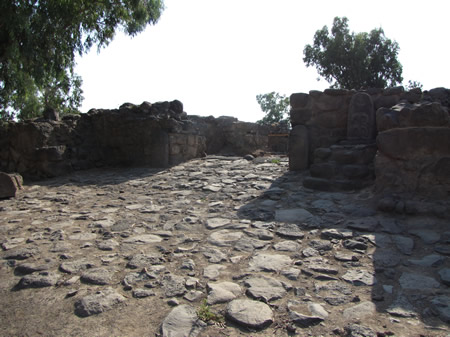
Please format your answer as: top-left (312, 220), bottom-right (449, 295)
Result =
top-left (256, 92), bottom-right (290, 126)
top-left (0, 0), bottom-right (164, 121)
top-left (303, 17), bottom-right (403, 89)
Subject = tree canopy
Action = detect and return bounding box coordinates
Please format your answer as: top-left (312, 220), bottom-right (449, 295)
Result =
top-left (0, 0), bottom-right (164, 121)
top-left (256, 92), bottom-right (290, 126)
top-left (303, 17), bottom-right (403, 90)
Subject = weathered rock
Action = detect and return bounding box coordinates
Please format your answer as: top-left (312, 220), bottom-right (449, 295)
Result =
top-left (205, 218), bottom-right (231, 229)
top-left (249, 253), bottom-right (292, 272)
top-left (399, 272), bottom-right (440, 290)
top-left (345, 218), bottom-right (378, 232)
top-left (132, 288), bottom-right (155, 298)
top-left (342, 270), bottom-right (376, 286)
top-left (203, 264), bottom-right (225, 280)
top-left (275, 223), bottom-right (305, 239)
top-left (3, 247), bottom-right (39, 260)
top-left (244, 276), bottom-right (288, 302)
top-left (59, 259), bottom-right (95, 274)
top-left (201, 247), bottom-right (228, 263)
top-left (430, 295), bottom-right (450, 323)
top-left (274, 240), bottom-right (300, 252)
top-left (226, 299), bottom-right (273, 329)
top-left (123, 234), bottom-right (162, 244)
top-left (74, 288), bottom-right (125, 317)
top-left (343, 301), bottom-right (376, 320)
top-left (392, 235), bottom-right (414, 255)
top-left (344, 324), bottom-right (376, 337)
top-left (288, 301), bottom-right (328, 327)
top-left (162, 274), bottom-right (186, 297)
top-left (161, 304), bottom-right (205, 337)
top-left (0, 172), bottom-right (23, 198)
top-left (376, 101), bottom-right (449, 132)
top-left (207, 229), bottom-right (243, 247)
top-left (15, 262), bottom-right (51, 275)
top-left (275, 208), bottom-right (316, 224)
top-left (409, 254), bottom-right (445, 268)
top-left (438, 268), bottom-right (450, 286)
top-left (80, 268), bottom-right (114, 285)
top-left (16, 272), bottom-right (59, 289)
top-left (126, 253), bottom-right (164, 269)
top-left (207, 282), bottom-right (241, 304)
top-left (386, 294), bottom-right (417, 318)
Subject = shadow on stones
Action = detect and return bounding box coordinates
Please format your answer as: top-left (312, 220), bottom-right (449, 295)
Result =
top-left (31, 166), bottom-right (166, 189)
top-left (237, 170), bottom-right (449, 330)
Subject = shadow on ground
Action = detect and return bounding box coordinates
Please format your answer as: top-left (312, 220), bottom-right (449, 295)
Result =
top-left (237, 169), bottom-right (450, 331)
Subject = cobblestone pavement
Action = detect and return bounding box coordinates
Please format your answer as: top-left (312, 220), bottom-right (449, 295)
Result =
top-left (0, 155), bottom-right (449, 337)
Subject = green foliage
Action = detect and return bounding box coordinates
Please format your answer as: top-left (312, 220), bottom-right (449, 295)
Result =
top-left (270, 158), bottom-right (281, 164)
top-left (197, 299), bottom-right (224, 323)
top-left (256, 92), bottom-right (290, 126)
top-left (405, 80), bottom-right (423, 90)
top-left (303, 17), bottom-right (403, 89)
top-left (0, 0), bottom-right (165, 120)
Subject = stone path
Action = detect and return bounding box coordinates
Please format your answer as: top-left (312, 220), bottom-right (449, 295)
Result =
top-left (0, 155), bottom-right (449, 337)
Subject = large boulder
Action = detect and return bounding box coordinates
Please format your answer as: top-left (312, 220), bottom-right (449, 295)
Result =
top-left (0, 172), bottom-right (23, 198)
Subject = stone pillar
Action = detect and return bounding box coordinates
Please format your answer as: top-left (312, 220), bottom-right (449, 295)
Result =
top-left (347, 92), bottom-right (375, 141)
top-left (289, 125), bottom-right (309, 171)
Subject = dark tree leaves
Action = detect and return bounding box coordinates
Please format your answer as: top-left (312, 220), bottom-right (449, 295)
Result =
top-left (256, 92), bottom-right (290, 126)
top-left (0, 0), bottom-right (164, 120)
top-left (303, 17), bottom-right (403, 90)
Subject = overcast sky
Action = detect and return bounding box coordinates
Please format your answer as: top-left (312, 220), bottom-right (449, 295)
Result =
top-left (75, 0), bottom-right (450, 122)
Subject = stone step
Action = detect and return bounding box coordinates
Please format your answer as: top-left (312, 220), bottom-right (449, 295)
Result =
top-left (310, 163), bottom-right (373, 180)
top-left (303, 176), bottom-right (373, 192)
top-left (313, 143), bottom-right (377, 166)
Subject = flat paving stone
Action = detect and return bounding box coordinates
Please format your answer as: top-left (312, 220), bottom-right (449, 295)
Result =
top-left (244, 276), bottom-right (287, 302)
top-left (342, 270), bottom-right (377, 286)
top-left (161, 304), bottom-right (205, 337)
top-left (399, 272), bottom-right (440, 290)
top-left (16, 272), bottom-right (60, 289)
top-left (74, 288), bottom-right (126, 317)
top-left (343, 301), bottom-right (376, 320)
top-left (275, 208), bottom-right (316, 224)
top-left (207, 281), bottom-right (241, 304)
top-left (226, 299), bottom-right (273, 329)
top-left (249, 253), bottom-right (292, 272)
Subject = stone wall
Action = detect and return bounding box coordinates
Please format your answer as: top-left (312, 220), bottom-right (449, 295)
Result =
top-left (186, 116), bottom-right (270, 156)
top-left (0, 100), bottom-right (206, 180)
top-left (0, 100), bottom-right (273, 180)
top-left (289, 86), bottom-right (450, 197)
top-left (288, 86), bottom-right (428, 170)
top-left (375, 100), bottom-right (450, 197)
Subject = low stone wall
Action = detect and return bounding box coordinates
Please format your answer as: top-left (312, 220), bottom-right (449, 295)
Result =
top-left (186, 116), bottom-right (270, 156)
top-left (0, 101), bottom-right (274, 180)
top-left (0, 100), bottom-right (206, 180)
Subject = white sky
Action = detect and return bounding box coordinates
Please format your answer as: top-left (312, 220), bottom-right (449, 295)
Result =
top-left (75, 0), bottom-right (450, 122)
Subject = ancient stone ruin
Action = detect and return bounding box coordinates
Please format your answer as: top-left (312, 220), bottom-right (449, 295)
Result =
top-left (289, 86), bottom-right (450, 199)
top-left (1, 87), bottom-right (449, 201)
top-left (0, 100), bottom-right (274, 181)
top-left (0, 88), bottom-right (449, 337)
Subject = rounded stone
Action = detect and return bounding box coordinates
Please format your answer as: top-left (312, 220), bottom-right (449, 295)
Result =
top-left (226, 299), bottom-right (273, 329)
